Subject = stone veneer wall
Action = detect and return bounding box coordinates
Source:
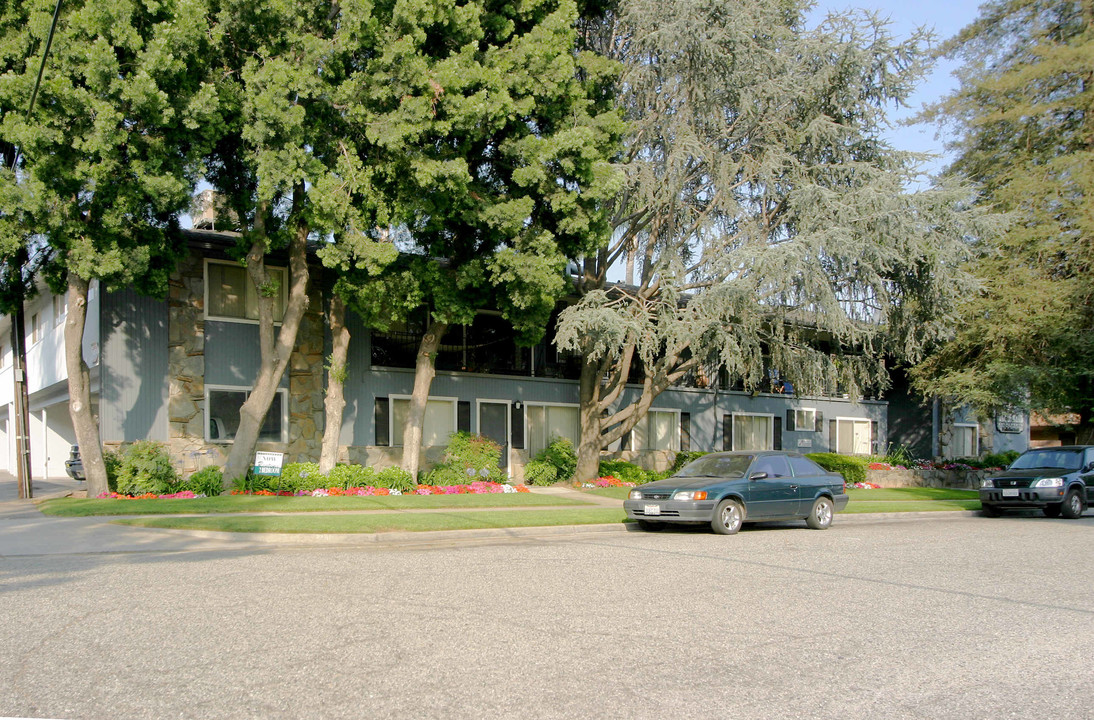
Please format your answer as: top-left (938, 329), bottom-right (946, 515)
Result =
top-left (165, 255), bottom-right (327, 474)
top-left (865, 468), bottom-right (991, 489)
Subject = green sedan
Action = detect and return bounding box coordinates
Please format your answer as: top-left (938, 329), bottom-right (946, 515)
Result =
top-left (623, 451), bottom-right (849, 534)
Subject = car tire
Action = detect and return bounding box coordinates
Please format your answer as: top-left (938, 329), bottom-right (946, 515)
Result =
top-left (1060, 489), bottom-right (1084, 519)
top-left (1043, 504), bottom-right (1061, 518)
top-left (981, 504), bottom-right (1002, 517)
top-left (637, 520), bottom-right (663, 531)
top-left (711, 499), bottom-right (744, 535)
top-left (805, 496), bottom-right (834, 530)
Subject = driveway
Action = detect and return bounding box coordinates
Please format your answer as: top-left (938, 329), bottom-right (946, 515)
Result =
top-left (2, 512), bottom-right (1092, 719)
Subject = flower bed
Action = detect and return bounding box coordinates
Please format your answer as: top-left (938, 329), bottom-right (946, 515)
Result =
top-left (574, 475), bottom-right (636, 489)
top-left (98, 481), bottom-right (529, 500)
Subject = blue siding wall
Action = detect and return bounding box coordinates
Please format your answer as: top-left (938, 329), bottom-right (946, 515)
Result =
top-left (338, 310), bottom-right (887, 453)
top-left (100, 289), bottom-right (169, 442)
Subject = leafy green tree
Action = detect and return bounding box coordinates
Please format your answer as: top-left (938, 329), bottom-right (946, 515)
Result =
top-left (321, 0), bottom-right (622, 479)
top-left (912, 0), bottom-right (1094, 442)
top-left (0, 0), bottom-right (217, 495)
top-left (557, 0), bottom-right (997, 481)
top-left (206, 0), bottom-right (391, 483)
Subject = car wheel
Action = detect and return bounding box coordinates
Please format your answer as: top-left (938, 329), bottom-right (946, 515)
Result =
top-left (1043, 504), bottom-right (1061, 518)
top-left (637, 520), bottom-right (663, 531)
top-left (806, 496), bottom-right (834, 530)
top-left (981, 504), bottom-right (1002, 517)
top-left (711, 499), bottom-right (744, 535)
top-left (1060, 489), bottom-right (1084, 519)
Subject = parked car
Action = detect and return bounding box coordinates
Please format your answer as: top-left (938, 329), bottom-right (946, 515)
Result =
top-left (623, 451), bottom-right (849, 534)
top-left (979, 446), bottom-right (1094, 518)
top-left (64, 445), bottom-right (85, 482)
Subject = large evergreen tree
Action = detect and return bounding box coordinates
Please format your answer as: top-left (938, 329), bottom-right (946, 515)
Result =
top-left (0, 0), bottom-right (216, 495)
top-left (912, 0), bottom-right (1094, 441)
top-left (558, 0), bottom-right (996, 480)
top-left (325, 0), bottom-right (621, 479)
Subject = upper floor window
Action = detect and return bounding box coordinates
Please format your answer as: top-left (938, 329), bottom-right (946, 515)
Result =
top-left (53, 294), bottom-right (67, 327)
top-left (205, 260), bottom-right (287, 323)
top-left (29, 312), bottom-right (42, 345)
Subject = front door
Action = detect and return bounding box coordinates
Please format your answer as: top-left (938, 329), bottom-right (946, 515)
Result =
top-left (478, 402), bottom-right (510, 471)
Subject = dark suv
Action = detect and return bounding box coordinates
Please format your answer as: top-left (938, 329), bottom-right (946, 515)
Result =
top-left (980, 446), bottom-right (1094, 518)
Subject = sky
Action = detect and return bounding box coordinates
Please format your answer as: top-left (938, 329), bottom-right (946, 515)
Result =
top-left (812, 0), bottom-right (985, 174)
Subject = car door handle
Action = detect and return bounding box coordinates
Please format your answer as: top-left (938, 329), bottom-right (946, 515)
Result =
top-left (789, 484), bottom-right (798, 490)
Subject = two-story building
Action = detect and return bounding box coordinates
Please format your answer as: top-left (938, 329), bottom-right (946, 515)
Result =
top-left (0, 229), bottom-right (1023, 481)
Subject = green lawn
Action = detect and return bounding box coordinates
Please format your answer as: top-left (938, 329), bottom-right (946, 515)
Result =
top-left (38, 492), bottom-right (590, 517)
top-left (586, 486), bottom-right (978, 503)
top-left (113, 508), bottom-right (628, 534)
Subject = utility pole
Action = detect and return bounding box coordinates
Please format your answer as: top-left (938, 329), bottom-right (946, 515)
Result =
top-left (11, 295), bottom-right (32, 499)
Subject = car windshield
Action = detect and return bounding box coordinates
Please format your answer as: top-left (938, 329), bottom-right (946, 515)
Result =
top-left (676, 454), bottom-right (753, 478)
top-left (1010, 450), bottom-right (1082, 471)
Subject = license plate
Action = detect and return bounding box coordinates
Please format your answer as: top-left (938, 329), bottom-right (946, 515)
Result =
top-left (644, 504), bottom-right (661, 516)
top-left (1002, 489), bottom-right (1019, 497)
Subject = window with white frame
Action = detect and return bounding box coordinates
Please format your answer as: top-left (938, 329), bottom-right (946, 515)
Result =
top-left (0, 343), bottom-right (6, 369)
top-left (633, 409), bottom-right (680, 451)
top-left (206, 386), bottom-right (288, 443)
top-left (205, 260), bottom-right (287, 323)
top-left (526, 403), bottom-right (580, 456)
top-left (794, 408), bottom-right (816, 431)
top-left (951, 424), bottom-right (979, 458)
top-left (733, 413), bottom-right (773, 451)
top-left (390, 396), bottom-right (457, 447)
top-left (29, 312), bottom-right (42, 345)
top-left (834, 418), bottom-right (872, 455)
top-left (53, 294), bottom-right (67, 327)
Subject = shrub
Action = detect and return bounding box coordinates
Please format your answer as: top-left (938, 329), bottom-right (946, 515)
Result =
top-left (374, 466), bottom-right (416, 493)
top-left (671, 451), bottom-right (708, 474)
top-left (806, 453), bottom-right (868, 485)
top-left (524, 460), bottom-right (558, 486)
top-left (327, 463), bottom-right (376, 489)
top-left (104, 449), bottom-right (122, 493)
top-left (982, 450), bottom-right (1020, 469)
top-left (598, 459), bottom-right (656, 485)
top-left (535, 437), bottom-right (577, 482)
top-left (278, 462), bottom-right (325, 492)
top-left (428, 433), bottom-right (506, 485)
top-left (183, 466), bottom-right (224, 496)
top-left (116, 441), bottom-right (181, 496)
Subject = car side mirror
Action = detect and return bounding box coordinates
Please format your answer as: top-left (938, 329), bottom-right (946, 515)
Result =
top-left (749, 471), bottom-right (768, 481)
top-left (1083, 462), bottom-right (1094, 473)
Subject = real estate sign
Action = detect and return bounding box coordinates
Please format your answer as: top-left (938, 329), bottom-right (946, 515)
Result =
top-left (253, 451), bottom-right (285, 477)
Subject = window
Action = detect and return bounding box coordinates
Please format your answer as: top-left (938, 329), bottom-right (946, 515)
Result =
top-left (53, 294), bottom-right (67, 326)
top-left (633, 410), bottom-right (680, 451)
top-left (206, 386), bottom-right (288, 443)
top-left (789, 455), bottom-right (826, 477)
top-left (733, 413), bottom-right (773, 451)
top-left (752, 454), bottom-right (791, 477)
top-left (205, 260), bottom-right (287, 322)
top-left (390, 396), bottom-right (457, 447)
top-left (0, 343), bottom-right (6, 369)
top-left (951, 424), bottom-right (979, 458)
top-left (526, 403), bottom-right (580, 456)
top-left (833, 418), bottom-right (872, 455)
top-left (29, 312), bottom-right (42, 345)
top-left (794, 409), bottom-right (816, 430)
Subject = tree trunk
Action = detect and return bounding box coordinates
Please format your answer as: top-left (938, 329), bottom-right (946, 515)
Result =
top-left (575, 357), bottom-right (603, 483)
top-left (400, 319), bottom-right (448, 480)
top-left (65, 272), bottom-right (108, 496)
top-left (319, 294), bottom-right (350, 474)
top-left (222, 202), bottom-right (311, 485)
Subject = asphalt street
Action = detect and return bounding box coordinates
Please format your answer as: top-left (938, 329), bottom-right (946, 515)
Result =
top-left (3, 507), bottom-right (1093, 720)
